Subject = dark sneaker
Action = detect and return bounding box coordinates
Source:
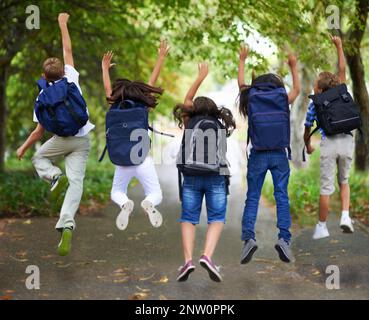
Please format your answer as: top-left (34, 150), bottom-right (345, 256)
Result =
top-left (176, 260), bottom-right (196, 282)
top-left (275, 238), bottom-right (292, 263)
top-left (199, 255), bottom-right (222, 282)
top-left (240, 239), bottom-right (258, 264)
top-left (50, 174), bottom-right (68, 203)
top-left (58, 228), bottom-right (73, 256)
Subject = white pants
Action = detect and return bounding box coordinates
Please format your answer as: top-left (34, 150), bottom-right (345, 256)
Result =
top-left (111, 156), bottom-right (163, 208)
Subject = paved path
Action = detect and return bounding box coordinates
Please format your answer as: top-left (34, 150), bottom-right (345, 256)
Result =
top-left (1, 139), bottom-right (369, 300)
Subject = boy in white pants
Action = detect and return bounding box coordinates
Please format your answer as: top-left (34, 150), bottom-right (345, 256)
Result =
top-left (101, 42), bottom-right (169, 230)
top-left (16, 13), bottom-right (94, 256)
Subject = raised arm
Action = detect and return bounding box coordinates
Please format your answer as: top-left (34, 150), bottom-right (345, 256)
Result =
top-left (330, 35), bottom-right (346, 83)
top-left (184, 63), bottom-right (209, 106)
top-left (16, 124), bottom-right (45, 160)
top-left (148, 40), bottom-right (170, 87)
top-left (238, 45), bottom-right (249, 88)
top-left (287, 52), bottom-right (300, 104)
top-left (102, 51), bottom-right (115, 101)
top-left (58, 13), bottom-right (74, 67)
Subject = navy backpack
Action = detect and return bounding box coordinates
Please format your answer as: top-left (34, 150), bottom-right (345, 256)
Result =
top-left (34, 78), bottom-right (88, 136)
top-left (99, 100), bottom-right (173, 166)
top-left (247, 82), bottom-right (291, 158)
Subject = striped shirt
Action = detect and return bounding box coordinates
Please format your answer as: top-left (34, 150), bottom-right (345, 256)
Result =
top-left (304, 102), bottom-right (326, 139)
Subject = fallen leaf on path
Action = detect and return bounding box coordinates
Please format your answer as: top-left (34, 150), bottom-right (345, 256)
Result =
top-left (136, 286), bottom-right (150, 293)
top-left (330, 240), bottom-right (339, 244)
top-left (139, 273), bottom-right (155, 281)
top-left (22, 219), bottom-right (32, 225)
top-left (0, 232), bottom-right (4, 237)
top-left (0, 295), bottom-right (12, 300)
top-left (41, 255), bottom-right (54, 259)
top-left (9, 255), bottom-right (28, 262)
top-left (154, 276), bottom-right (169, 284)
top-left (57, 263), bottom-right (73, 268)
top-left (159, 294), bottom-right (168, 300)
top-left (93, 260), bottom-right (107, 263)
top-left (341, 249), bottom-right (346, 253)
top-left (113, 278), bottom-right (128, 283)
top-left (257, 271), bottom-right (268, 274)
top-left (312, 270), bottom-right (321, 276)
top-left (129, 292), bottom-right (148, 300)
top-left (106, 233), bottom-right (113, 238)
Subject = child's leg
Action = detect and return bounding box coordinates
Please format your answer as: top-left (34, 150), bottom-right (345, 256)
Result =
top-left (181, 222), bottom-right (196, 262)
top-left (135, 157), bottom-right (162, 206)
top-left (203, 223), bottom-right (224, 259)
top-left (56, 136), bottom-right (90, 230)
top-left (32, 136), bottom-right (66, 182)
top-left (319, 195), bottom-right (330, 222)
top-left (270, 152), bottom-right (291, 242)
top-left (241, 151), bottom-right (268, 241)
top-left (339, 183), bottom-right (350, 211)
top-left (111, 165), bottom-right (135, 208)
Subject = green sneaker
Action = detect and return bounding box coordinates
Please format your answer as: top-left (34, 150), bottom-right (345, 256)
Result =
top-left (57, 228), bottom-right (73, 256)
top-left (49, 175), bottom-right (68, 204)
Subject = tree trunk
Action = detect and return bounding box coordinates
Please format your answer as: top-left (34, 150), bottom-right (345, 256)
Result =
top-left (344, 0), bottom-right (369, 171)
top-left (0, 65), bottom-right (8, 173)
top-left (346, 52), bottom-right (369, 171)
top-left (290, 67), bottom-right (313, 168)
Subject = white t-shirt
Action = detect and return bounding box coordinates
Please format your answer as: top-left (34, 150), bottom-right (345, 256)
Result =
top-left (33, 64), bottom-right (95, 137)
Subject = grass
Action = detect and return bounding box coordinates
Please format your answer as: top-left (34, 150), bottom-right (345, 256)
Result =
top-left (262, 150), bottom-right (369, 227)
top-left (0, 156), bottom-right (116, 218)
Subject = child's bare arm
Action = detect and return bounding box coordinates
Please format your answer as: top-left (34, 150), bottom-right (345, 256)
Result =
top-left (287, 53), bottom-right (300, 104)
top-left (303, 126), bottom-right (315, 154)
top-left (184, 63), bottom-right (209, 107)
top-left (58, 13), bottom-right (74, 67)
top-left (238, 45), bottom-right (249, 88)
top-left (330, 35), bottom-right (346, 83)
top-left (102, 51), bottom-right (115, 102)
top-left (148, 40), bottom-right (170, 87)
top-left (16, 124), bottom-right (45, 160)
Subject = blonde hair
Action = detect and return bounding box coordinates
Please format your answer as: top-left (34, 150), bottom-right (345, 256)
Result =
top-left (42, 58), bottom-right (64, 82)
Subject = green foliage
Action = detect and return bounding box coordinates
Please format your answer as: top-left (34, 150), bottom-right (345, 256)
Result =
top-left (263, 150), bottom-right (369, 226)
top-left (0, 158), bottom-right (116, 217)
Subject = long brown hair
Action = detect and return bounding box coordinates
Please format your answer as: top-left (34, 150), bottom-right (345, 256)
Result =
top-left (173, 96), bottom-right (236, 137)
top-left (108, 78), bottom-right (163, 108)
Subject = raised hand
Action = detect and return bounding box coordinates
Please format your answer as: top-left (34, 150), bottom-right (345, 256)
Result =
top-left (198, 62), bottom-right (209, 79)
top-left (58, 13), bottom-right (70, 25)
top-left (330, 34), bottom-right (342, 48)
top-left (158, 40), bottom-right (170, 59)
top-left (16, 146), bottom-right (25, 160)
top-left (102, 51), bottom-right (116, 70)
top-left (239, 44), bottom-right (249, 61)
top-left (287, 52), bottom-right (298, 69)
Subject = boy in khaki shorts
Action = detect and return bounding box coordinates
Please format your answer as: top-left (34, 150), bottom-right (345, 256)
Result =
top-left (16, 13), bottom-right (93, 256)
top-left (304, 35), bottom-right (354, 240)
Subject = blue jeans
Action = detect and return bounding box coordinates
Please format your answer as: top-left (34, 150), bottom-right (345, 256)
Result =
top-left (241, 149), bottom-right (291, 242)
top-left (180, 175), bottom-right (227, 224)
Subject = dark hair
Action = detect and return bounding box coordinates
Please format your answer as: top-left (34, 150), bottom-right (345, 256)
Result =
top-left (108, 78), bottom-right (163, 108)
top-left (317, 72), bottom-right (340, 92)
top-left (173, 96), bottom-right (236, 137)
top-left (238, 73), bottom-right (285, 118)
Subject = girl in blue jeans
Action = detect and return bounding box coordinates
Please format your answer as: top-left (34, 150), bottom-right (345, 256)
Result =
top-left (173, 63), bottom-right (236, 282)
top-left (237, 44), bottom-right (300, 264)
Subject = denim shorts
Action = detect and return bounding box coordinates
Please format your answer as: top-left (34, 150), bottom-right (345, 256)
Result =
top-left (180, 174), bottom-right (228, 225)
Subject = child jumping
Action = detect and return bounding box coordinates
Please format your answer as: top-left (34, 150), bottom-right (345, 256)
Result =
top-left (173, 63), bottom-right (236, 282)
top-left (101, 41), bottom-right (169, 231)
top-left (304, 35), bottom-right (356, 239)
top-left (238, 45), bottom-right (300, 264)
top-left (16, 13), bottom-right (94, 256)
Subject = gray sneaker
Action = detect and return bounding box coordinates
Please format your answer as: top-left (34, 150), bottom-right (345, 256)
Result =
top-left (275, 238), bottom-right (292, 263)
top-left (240, 239), bottom-right (258, 264)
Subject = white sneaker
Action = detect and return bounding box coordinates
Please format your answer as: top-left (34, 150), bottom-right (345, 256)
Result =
top-left (116, 200), bottom-right (134, 231)
top-left (141, 199), bottom-right (163, 228)
top-left (312, 223), bottom-right (330, 240)
top-left (340, 216), bottom-right (354, 233)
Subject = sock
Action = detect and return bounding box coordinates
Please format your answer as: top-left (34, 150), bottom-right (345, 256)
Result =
top-left (318, 221), bottom-right (326, 227)
top-left (341, 210), bottom-right (349, 219)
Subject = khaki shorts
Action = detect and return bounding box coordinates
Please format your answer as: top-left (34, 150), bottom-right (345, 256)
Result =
top-left (320, 133), bottom-right (354, 195)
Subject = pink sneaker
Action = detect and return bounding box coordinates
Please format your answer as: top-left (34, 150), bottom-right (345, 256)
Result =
top-left (176, 260), bottom-right (195, 282)
top-left (199, 255), bottom-right (222, 282)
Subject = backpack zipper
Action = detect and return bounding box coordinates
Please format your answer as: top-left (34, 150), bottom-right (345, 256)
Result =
top-left (331, 116), bottom-right (359, 124)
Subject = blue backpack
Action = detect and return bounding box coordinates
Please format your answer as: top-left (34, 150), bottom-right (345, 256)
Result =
top-left (247, 82), bottom-right (291, 157)
top-left (34, 78), bottom-right (88, 136)
top-left (99, 100), bottom-right (173, 166)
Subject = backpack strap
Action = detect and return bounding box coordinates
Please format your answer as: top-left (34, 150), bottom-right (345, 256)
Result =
top-left (99, 145), bottom-right (108, 162)
top-left (37, 78), bottom-right (48, 91)
top-left (246, 129), bottom-right (250, 160)
top-left (63, 83), bottom-right (86, 128)
top-left (148, 126), bottom-right (175, 137)
top-left (178, 169), bottom-right (183, 202)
